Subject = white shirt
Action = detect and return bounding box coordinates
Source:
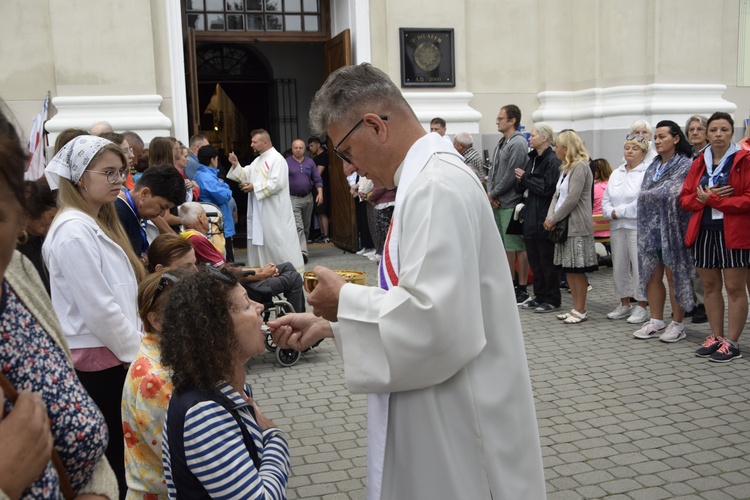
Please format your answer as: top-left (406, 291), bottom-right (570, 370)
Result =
top-left (602, 161), bottom-right (648, 231)
top-left (43, 208), bottom-right (141, 361)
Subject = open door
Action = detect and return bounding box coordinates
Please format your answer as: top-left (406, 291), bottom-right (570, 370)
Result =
top-left (185, 28), bottom-right (200, 136)
top-left (324, 29), bottom-right (356, 252)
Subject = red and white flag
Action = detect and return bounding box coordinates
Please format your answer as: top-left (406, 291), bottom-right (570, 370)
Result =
top-left (25, 94), bottom-right (49, 181)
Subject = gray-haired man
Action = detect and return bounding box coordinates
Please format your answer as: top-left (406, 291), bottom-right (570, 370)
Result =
top-left (269, 63), bottom-right (544, 500)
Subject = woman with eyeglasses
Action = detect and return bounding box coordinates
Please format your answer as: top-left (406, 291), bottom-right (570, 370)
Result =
top-left (685, 115), bottom-right (709, 158)
top-left (100, 132), bottom-right (136, 190)
top-left (122, 269), bottom-right (187, 498)
top-left (632, 121), bottom-right (695, 343)
top-left (679, 112), bottom-right (750, 362)
top-left (160, 269), bottom-right (290, 498)
top-left (602, 135), bottom-right (650, 324)
top-left (43, 135), bottom-right (147, 496)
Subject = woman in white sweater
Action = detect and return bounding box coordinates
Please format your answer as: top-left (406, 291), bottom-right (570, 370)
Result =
top-left (602, 135), bottom-right (649, 324)
top-left (43, 135), bottom-right (146, 497)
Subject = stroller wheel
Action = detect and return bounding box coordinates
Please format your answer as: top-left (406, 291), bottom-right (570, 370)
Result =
top-left (276, 348), bottom-right (300, 367)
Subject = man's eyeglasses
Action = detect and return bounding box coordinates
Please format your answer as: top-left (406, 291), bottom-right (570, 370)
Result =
top-left (626, 134), bottom-right (647, 143)
top-left (333, 115), bottom-right (389, 165)
top-left (86, 168), bottom-right (129, 184)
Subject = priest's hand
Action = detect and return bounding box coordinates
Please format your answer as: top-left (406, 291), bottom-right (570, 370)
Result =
top-left (307, 266), bottom-right (345, 321)
top-left (240, 182), bottom-right (254, 193)
top-left (268, 312), bottom-right (333, 351)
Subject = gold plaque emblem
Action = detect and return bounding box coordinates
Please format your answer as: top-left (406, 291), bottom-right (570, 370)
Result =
top-left (414, 42), bottom-right (441, 72)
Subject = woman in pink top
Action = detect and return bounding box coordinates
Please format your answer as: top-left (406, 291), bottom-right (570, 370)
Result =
top-left (591, 158), bottom-right (612, 238)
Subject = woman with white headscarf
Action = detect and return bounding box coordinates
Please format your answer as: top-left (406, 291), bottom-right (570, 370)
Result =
top-left (43, 135), bottom-right (146, 496)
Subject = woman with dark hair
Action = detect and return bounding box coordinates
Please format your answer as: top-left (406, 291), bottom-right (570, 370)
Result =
top-left (122, 269), bottom-right (188, 498)
top-left (0, 105), bottom-right (117, 498)
top-left (632, 120), bottom-right (695, 342)
top-left (54, 128), bottom-right (88, 154)
top-left (591, 158), bottom-right (612, 240)
top-left (17, 177), bottom-right (58, 293)
top-left (160, 269), bottom-right (290, 498)
top-left (680, 112), bottom-right (750, 362)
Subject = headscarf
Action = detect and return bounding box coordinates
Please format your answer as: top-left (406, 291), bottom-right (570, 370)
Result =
top-left (45, 135), bottom-right (112, 189)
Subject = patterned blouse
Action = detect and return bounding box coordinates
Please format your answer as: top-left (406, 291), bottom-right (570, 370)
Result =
top-left (636, 152), bottom-right (695, 311)
top-left (0, 281), bottom-right (108, 499)
top-left (122, 333), bottom-right (172, 500)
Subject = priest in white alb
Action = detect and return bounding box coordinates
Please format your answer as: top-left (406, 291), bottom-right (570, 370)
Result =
top-left (227, 129), bottom-right (304, 274)
top-left (269, 63), bottom-right (546, 500)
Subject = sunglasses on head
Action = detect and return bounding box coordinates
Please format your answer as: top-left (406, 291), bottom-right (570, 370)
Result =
top-left (626, 134), bottom-right (646, 143)
top-left (153, 272), bottom-right (180, 303)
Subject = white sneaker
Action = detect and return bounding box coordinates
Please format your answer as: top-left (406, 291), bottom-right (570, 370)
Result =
top-left (362, 248), bottom-right (377, 257)
top-left (633, 321), bottom-right (666, 339)
top-left (368, 253), bottom-right (381, 262)
top-left (607, 304), bottom-right (632, 320)
top-left (356, 248), bottom-right (369, 255)
top-left (659, 321), bottom-right (686, 343)
top-left (626, 305), bottom-right (650, 324)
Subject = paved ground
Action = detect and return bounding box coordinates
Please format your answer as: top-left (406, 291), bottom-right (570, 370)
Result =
top-left (240, 243), bottom-right (750, 499)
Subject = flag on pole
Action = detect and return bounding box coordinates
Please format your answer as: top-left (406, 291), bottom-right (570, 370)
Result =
top-left (25, 93), bottom-right (50, 181)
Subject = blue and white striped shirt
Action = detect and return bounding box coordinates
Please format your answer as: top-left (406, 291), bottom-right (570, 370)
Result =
top-left (162, 382), bottom-right (290, 499)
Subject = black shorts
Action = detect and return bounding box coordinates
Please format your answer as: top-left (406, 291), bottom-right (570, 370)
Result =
top-left (693, 229), bottom-right (750, 269)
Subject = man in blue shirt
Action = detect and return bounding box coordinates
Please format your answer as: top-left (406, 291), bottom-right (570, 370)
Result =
top-left (194, 144), bottom-right (237, 262)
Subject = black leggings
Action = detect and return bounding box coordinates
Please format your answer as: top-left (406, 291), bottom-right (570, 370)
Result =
top-left (244, 261), bottom-right (305, 312)
top-left (76, 365), bottom-right (128, 500)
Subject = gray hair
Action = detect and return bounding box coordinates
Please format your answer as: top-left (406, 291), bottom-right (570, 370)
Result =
top-left (530, 123), bottom-right (554, 145)
top-left (309, 63), bottom-right (409, 136)
top-left (179, 202), bottom-right (204, 227)
top-left (122, 131), bottom-right (144, 149)
top-left (454, 132), bottom-right (473, 147)
top-left (684, 114), bottom-right (708, 133)
top-left (629, 119), bottom-right (653, 137)
top-left (90, 121), bottom-right (114, 136)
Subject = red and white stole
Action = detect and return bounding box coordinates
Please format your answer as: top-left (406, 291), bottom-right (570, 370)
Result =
top-left (368, 133), bottom-right (462, 500)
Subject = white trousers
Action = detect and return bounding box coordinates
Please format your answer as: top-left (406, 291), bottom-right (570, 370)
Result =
top-left (610, 227), bottom-right (646, 301)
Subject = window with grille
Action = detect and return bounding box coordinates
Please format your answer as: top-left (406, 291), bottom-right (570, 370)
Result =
top-left (186, 0), bottom-right (321, 33)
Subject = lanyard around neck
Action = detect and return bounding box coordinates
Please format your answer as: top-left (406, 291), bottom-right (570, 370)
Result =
top-left (123, 190), bottom-right (149, 253)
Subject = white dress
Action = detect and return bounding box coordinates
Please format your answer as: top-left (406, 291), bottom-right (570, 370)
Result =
top-left (228, 147), bottom-right (304, 273)
top-left (331, 133), bottom-right (546, 500)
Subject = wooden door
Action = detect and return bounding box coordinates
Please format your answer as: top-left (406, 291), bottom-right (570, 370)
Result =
top-left (324, 29), bottom-right (356, 252)
top-left (185, 28), bottom-right (200, 136)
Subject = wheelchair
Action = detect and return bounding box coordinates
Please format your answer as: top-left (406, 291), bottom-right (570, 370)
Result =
top-left (260, 297), bottom-right (302, 367)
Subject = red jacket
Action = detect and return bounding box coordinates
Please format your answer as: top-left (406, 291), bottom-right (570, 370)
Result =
top-left (680, 148), bottom-right (750, 249)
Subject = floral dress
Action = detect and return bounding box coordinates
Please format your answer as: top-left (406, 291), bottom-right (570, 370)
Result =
top-left (0, 280), bottom-right (108, 499)
top-left (122, 333), bottom-right (172, 500)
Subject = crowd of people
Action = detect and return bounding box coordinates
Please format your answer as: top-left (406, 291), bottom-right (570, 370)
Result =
top-left (474, 107), bottom-right (747, 363)
top-left (2, 58), bottom-right (749, 500)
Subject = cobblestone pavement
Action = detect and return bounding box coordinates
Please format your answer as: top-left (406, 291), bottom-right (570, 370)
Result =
top-left (241, 243), bottom-right (750, 499)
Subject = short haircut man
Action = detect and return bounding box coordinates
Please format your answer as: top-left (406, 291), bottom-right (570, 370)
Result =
top-left (487, 103), bottom-right (531, 303)
top-left (452, 132), bottom-right (485, 180)
top-left (185, 134), bottom-right (210, 179)
top-left (270, 63), bottom-right (545, 500)
top-left (197, 144), bottom-right (219, 166)
top-left (179, 202), bottom-right (306, 312)
top-left (115, 164), bottom-right (187, 256)
top-left (226, 128), bottom-right (304, 272)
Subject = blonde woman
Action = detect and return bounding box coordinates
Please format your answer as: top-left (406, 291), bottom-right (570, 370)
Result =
top-left (43, 135), bottom-right (147, 495)
top-left (544, 130), bottom-right (597, 323)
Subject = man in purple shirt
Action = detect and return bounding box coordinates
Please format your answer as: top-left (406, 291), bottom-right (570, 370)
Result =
top-left (287, 139), bottom-right (323, 262)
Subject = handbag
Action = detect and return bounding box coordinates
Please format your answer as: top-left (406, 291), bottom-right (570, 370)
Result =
top-left (548, 216), bottom-right (569, 243)
top-left (0, 373), bottom-right (75, 500)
